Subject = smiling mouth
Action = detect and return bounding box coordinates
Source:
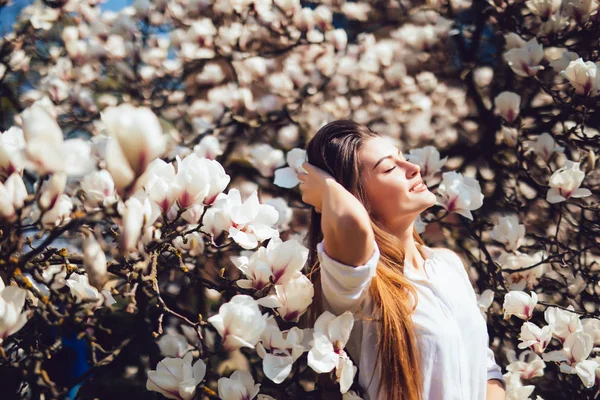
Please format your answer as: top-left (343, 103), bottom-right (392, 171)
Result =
top-left (409, 181), bottom-right (426, 192)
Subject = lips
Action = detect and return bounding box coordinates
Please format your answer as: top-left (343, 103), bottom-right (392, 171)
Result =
top-left (409, 180), bottom-right (425, 192)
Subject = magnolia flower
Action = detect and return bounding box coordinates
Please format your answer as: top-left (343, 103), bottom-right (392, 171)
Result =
top-left (217, 370), bottom-right (260, 400)
top-left (307, 311), bottom-right (357, 394)
top-left (499, 251), bottom-right (547, 291)
top-left (414, 214), bottom-right (427, 234)
top-left (277, 125), bottom-right (300, 149)
top-left (490, 215), bottom-right (526, 251)
top-left (81, 170), bottom-right (117, 208)
top-left (500, 126), bottom-right (518, 147)
top-left (40, 264), bottom-right (67, 290)
top-left (172, 226), bottom-right (205, 257)
top-left (248, 144), bottom-right (286, 177)
top-left (144, 159), bottom-right (178, 213)
top-left (193, 135), bottom-right (223, 160)
top-left (174, 154), bottom-right (211, 209)
top-left (258, 273), bottom-right (314, 322)
top-left (233, 237), bottom-right (308, 290)
top-left (504, 33), bottom-right (526, 50)
top-left (21, 105), bottom-right (94, 176)
top-left (256, 318), bottom-right (307, 384)
top-left (0, 173), bottom-right (28, 222)
top-left (40, 194), bottom-right (72, 228)
top-left (207, 294), bottom-right (268, 351)
top-left (264, 197), bottom-right (293, 230)
top-left (102, 104), bottom-right (167, 192)
top-left (525, 0), bottom-right (562, 19)
top-left (544, 306), bottom-right (582, 342)
top-left (564, 0), bottom-right (599, 23)
top-left (503, 291), bottom-right (538, 320)
top-left (518, 322), bottom-right (553, 354)
top-left (146, 353), bottom-right (206, 400)
top-left (273, 148), bottom-right (307, 188)
top-left (39, 173), bottom-right (66, 210)
top-left (65, 273), bottom-right (115, 309)
top-left (542, 331), bottom-right (598, 388)
top-left (494, 92), bottom-right (521, 124)
top-left (549, 50), bottom-right (579, 72)
top-left (435, 171), bottom-right (484, 220)
top-left (120, 197), bottom-right (148, 252)
top-left (582, 318), bottom-right (600, 346)
top-left (0, 126), bottom-right (26, 178)
top-left (528, 133), bottom-right (564, 162)
top-left (504, 38), bottom-right (544, 77)
top-left (546, 161), bottom-right (592, 203)
top-left (0, 278), bottom-right (30, 344)
top-left (404, 146), bottom-right (447, 184)
top-left (476, 289), bottom-right (495, 317)
top-left (561, 58), bottom-right (600, 97)
top-left (157, 329), bottom-right (192, 358)
top-left (83, 234), bottom-right (108, 289)
top-left (503, 372), bottom-right (535, 400)
top-left (202, 189), bottom-right (279, 249)
top-left (505, 349), bottom-right (546, 380)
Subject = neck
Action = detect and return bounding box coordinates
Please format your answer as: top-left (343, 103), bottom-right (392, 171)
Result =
top-left (387, 218), bottom-right (425, 271)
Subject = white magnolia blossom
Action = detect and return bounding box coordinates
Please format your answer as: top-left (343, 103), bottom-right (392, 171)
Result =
top-left (0, 126), bottom-right (26, 177)
top-left (207, 294), bottom-right (268, 351)
top-left (264, 197), bottom-right (293, 230)
top-left (202, 189), bottom-right (279, 249)
top-left (404, 146), bottom-right (447, 184)
top-left (414, 214), bottom-right (427, 234)
top-left (525, 0), bottom-right (562, 18)
top-left (518, 321), bottom-right (553, 354)
top-left (172, 226), bottom-right (205, 257)
top-left (546, 160), bottom-right (592, 204)
top-left (505, 349), bottom-right (546, 380)
top-left (561, 58), bottom-right (600, 97)
top-left (233, 237), bottom-right (308, 290)
top-left (504, 33), bottom-right (526, 50)
top-left (157, 329), bottom-right (193, 358)
top-left (38, 172), bottom-right (66, 210)
top-left (435, 171), bottom-right (484, 220)
top-left (102, 103), bottom-right (167, 191)
top-left (0, 278), bottom-right (30, 344)
top-left (40, 194), bottom-right (73, 228)
top-left (307, 311), bottom-right (357, 394)
top-left (83, 234), bottom-right (108, 289)
top-left (564, 0), bottom-right (599, 23)
top-left (273, 148), bottom-right (308, 188)
top-left (21, 105), bottom-right (94, 176)
top-left (490, 215), bottom-right (526, 251)
top-left (503, 371), bottom-right (535, 400)
top-left (504, 38), bottom-right (544, 77)
top-left (503, 291), bottom-right (538, 320)
top-left (544, 306), bottom-right (582, 343)
top-left (582, 318), bottom-right (600, 346)
top-left (476, 289), bottom-right (495, 318)
top-left (146, 353), bottom-right (206, 400)
top-left (500, 126), bottom-right (518, 147)
top-left (217, 370), bottom-right (260, 400)
top-left (193, 135), bottom-right (223, 160)
top-left (549, 50), bottom-right (579, 72)
top-left (257, 272), bottom-right (314, 322)
top-left (65, 273), bottom-right (115, 309)
top-left (81, 169), bottom-right (117, 208)
top-left (0, 173), bottom-right (28, 222)
top-left (494, 92), bottom-right (521, 124)
top-left (144, 159), bottom-right (178, 213)
top-left (256, 318), bottom-right (307, 384)
top-left (248, 143), bottom-right (286, 177)
top-left (499, 251), bottom-right (547, 291)
top-left (542, 331), bottom-right (599, 388)
top-left (528, 133), bottom-right (565, 162)
top-left (120, 195), bottom-right (159, 252)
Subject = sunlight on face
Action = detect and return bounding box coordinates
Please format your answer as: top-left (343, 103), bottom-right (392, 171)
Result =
top-left (359, 136), bottom-right (436, 225)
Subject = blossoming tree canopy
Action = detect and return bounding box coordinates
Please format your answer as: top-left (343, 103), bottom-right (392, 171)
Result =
top-left (0, 0), bottom-right (598, 399)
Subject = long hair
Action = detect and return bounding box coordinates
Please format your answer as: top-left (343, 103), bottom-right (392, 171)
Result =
top-left (301, 120), bottom-right (424, 400)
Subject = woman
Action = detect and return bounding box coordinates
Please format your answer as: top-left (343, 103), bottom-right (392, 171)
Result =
top-left (297, 120), bottom-right (505, 400)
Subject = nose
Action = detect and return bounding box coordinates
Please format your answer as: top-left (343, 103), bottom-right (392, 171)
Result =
top-left (406, 161), bottom-right (420, 179)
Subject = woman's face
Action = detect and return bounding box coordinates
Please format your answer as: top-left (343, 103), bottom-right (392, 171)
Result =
top-left (359, 136), bottom-right (436, 225)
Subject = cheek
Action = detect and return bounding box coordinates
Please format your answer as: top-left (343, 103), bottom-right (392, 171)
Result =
top-left (366, 179), bottom-right (410, 211)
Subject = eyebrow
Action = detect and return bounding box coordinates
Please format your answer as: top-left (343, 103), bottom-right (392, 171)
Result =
top-left (373, 148), bottom-right (402, 170)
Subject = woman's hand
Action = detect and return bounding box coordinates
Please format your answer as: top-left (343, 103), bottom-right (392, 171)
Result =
top-left (297, 162), bottom-right (335, 213)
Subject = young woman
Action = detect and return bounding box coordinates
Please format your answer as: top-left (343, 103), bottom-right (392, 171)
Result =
top-left (298, 120), bottom-right (506, 400)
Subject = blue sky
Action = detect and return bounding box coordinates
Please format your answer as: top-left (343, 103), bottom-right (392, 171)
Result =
top-left (0, 0), bottom-right (132, 35)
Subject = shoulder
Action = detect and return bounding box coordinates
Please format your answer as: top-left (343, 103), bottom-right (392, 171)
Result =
top-left (430, 247), bottom-right (469, 276)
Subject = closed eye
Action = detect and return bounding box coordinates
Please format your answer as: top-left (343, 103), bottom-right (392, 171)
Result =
top-left (384, 166), bottom-right (396, 173)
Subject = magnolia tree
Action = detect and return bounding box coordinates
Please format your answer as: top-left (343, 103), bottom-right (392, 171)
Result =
top-left (0, 0), bottom-right (599, 399)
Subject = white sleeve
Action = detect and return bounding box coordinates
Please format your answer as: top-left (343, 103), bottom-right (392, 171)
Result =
top-left (317, 239), bottom-right (379, 315)
top-left (444, 249), bottom-right (505, 385)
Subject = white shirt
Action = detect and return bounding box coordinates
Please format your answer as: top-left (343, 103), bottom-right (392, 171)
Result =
top-left (317, 240), bottom-right (504, 400)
